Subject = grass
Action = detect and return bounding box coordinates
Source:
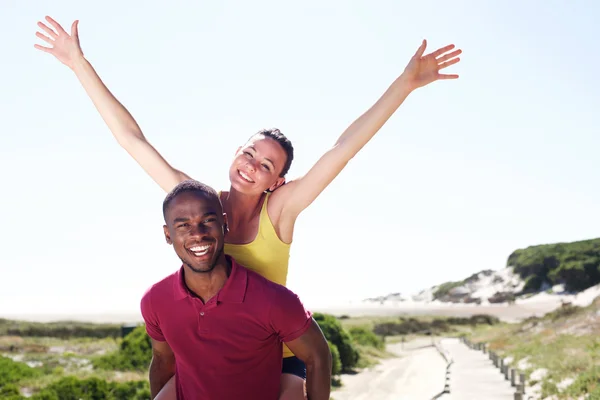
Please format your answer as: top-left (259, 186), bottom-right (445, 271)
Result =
top-left (0, 332), bottom-right (145, 396)
top-left (466, 300), bottom-right (600, 399)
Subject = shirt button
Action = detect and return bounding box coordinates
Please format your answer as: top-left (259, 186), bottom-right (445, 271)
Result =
top-left (200, 312), bottom-right (205, 316)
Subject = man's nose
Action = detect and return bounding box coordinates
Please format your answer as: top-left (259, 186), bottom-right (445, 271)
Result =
top-left (189, 224), bottom-right (210, 237)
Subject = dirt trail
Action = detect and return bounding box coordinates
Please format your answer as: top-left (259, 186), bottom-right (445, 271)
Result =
top-left (331, 338), bottom-right (447, 400)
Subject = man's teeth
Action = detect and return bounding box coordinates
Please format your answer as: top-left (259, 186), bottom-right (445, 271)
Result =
top-left (239, 171), bottom-right (254, 182)
top-left (189, 245), bottom-right (210, 256)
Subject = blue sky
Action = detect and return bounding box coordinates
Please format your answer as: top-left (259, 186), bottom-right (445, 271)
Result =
top-left (1, 0), bottom-right (599, 316)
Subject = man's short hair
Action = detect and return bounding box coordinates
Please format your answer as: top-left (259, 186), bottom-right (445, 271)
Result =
top-left (163, 180), bottom-right (221, 219)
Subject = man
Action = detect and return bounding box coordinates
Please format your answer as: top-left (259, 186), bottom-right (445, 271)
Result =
top-left (140, 180), bottom-right (332, 400)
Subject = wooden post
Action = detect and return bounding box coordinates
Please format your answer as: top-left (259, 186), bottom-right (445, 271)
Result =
top-left (505, 365), bottom-right (510, 380)
top-left (514, 392), bottom-right (523, 400)
top-left (511, 369), bottom-right (516, 386)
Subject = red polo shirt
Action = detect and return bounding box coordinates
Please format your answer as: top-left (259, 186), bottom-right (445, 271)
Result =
top-left (140, 257), bottom-right (312, 400)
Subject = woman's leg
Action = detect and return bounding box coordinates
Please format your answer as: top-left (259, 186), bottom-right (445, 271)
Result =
top-left (279, 357), bottom-right (307, 400)
top-left (154, 375), bottom-right (177, 400)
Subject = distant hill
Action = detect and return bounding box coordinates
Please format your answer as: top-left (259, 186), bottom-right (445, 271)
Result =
top-left (365, 237), bottom-right (600, 305)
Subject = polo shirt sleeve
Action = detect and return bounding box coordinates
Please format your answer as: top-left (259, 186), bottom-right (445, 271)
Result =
top-left (140, 288), bottom-right (166, 342)
top-left (269, 285), bottom-right (313, 343)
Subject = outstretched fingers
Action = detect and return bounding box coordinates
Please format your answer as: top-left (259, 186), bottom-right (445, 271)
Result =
top-left (35, 31), bottom-right (54, 45)
top-left (34, 44), bottom-right (53, 53)
top-left (436, 49), bottom-right (462, 64)
top-left (413, 39), bottom-right (427, 59)
top-left (45, 16), bottom-right (68, 36)
top-left (438, 57), bottom-right (460, 70)
top-left (71, 20), bottom-right (79, 37)
top-left (430, 44), bottom-right (456, 59)
top-left (37, 21), bottom-right (58, 39)
top-left (438, 73), bottom-right (459, 80)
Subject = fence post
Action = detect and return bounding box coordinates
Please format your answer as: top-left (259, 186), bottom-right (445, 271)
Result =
top-left (511, 369), bottom-right (516, 386)
top-left (516, 383), bottom-right (524, 394)
top-left (514, 392), bottom-right (523, 400)
top-left (519, 373), bottom-right (526, 394)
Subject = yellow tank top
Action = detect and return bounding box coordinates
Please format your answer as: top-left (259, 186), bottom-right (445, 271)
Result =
top-left (221, 192), bottom-right (295, 358)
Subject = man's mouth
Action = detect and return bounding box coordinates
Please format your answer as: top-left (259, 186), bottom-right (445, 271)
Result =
top-left (238, 170), bottom-right (255, 183)
top-left (188, 244), bottom-right (212, 257)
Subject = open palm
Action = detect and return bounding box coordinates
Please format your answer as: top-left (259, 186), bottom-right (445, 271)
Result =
top-left (35, 16), bottom-right (83, 69)
top-left (403, 40), bottom-right (462, 90)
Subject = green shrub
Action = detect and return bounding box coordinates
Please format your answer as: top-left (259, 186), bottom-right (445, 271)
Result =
top-left (314, 313), bottom-right (359, 372)
top-left (30, 377), bottom-right (149, 400)
top-left (563, 365), bottom-right (600, 398)
top-left (93, 325), bottom-right (151, 371)
top-left (373, 315), bottom-right (498, 338)
top-left (432, 281), bottom-right (464, 299)
top-left (0, 356), bottom-right (43, 390)
top-left (0, 319), bottom-right (121, 339)
top-left (349, 326), bottom-right (384, 350)
top-left (508, 238), bottom-right (600, 292)
top-left (328, 341), bottom-right (342, 376)
top-left (0, 383), bottom-right (22, 398)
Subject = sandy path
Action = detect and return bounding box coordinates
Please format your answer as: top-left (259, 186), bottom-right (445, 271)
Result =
top-left (437, 338), bottom-right (514, 400)
top-left (331, 338), bottom-right (447, 400)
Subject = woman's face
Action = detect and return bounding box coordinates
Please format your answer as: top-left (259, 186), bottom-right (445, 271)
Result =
top-left (228, 135), bottom-right (288, 194)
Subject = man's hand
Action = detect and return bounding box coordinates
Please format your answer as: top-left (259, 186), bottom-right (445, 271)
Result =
top-left (401, 39), bottom-right (462, 91)
top-left (149, 339), bottom-right (176, 399)
top-left (285, 319), bottom-right (332, 400)
top-left (35, 16), bottom-right (84, 69)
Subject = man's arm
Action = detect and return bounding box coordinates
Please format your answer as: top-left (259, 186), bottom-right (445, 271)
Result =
top-left (139, 285), bottom-right (175, 398)
top-left (35, 16), bottom-right (190, 193)
top-left (269, 285), bottom-right (332, 400)
top-left (149, 339), bottom-right (176, 398)
top-left (285, 319), bottom-right (332, 400)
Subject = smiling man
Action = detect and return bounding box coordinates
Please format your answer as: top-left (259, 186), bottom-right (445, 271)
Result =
top-left (140, 180), bottom-right (331, 400)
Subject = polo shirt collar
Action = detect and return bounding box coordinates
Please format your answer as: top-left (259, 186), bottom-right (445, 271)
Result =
top-left (173, 256), bottom-right (247, 304)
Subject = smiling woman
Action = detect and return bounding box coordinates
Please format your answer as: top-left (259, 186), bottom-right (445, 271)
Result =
top-left (229, 130), bottom-right (294, 193)
top-left (34, 14), bottom-right (461, 400)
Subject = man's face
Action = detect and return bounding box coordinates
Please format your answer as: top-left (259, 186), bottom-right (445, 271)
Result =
top-left (163, 192), bottom-right (227, 274)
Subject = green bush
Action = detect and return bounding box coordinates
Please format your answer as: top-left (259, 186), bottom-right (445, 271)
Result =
top-left (0, 383), bottom-right (22, 398)
top-left (373, 315), bottom-right (498, 337)
top-left (563, 365), bottom-right (600, 398)
top-left (93, 325), bottom-right (151, 371)
top-left (508, 238), bottom-right (600, 292)
top-left (313, 313), bottom-right (359, 372)
top-left (349, 326), bottom-right (384, 350)
top-left (0, 356), bottom-right (43, 390)
top-left (0, 319), bottom-right (121, 339)
top-left (29, 377), bottom-right (149, 400)
top-left (328, 341), bottom-right (342, 376)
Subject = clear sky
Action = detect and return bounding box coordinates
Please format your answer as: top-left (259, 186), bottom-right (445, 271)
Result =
top-left (1, 0), bottom-right (599, 316)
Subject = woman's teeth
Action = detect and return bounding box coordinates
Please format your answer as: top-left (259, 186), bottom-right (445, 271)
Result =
top-left (239, 170), bottom-right (254, 183)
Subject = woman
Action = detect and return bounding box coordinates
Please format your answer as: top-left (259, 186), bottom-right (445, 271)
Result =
top-left (34, 16), bottom-right (461, 400)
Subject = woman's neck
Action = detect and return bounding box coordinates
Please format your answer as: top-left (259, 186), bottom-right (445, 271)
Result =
top-left (223, 188), bottom-right (266, 224)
